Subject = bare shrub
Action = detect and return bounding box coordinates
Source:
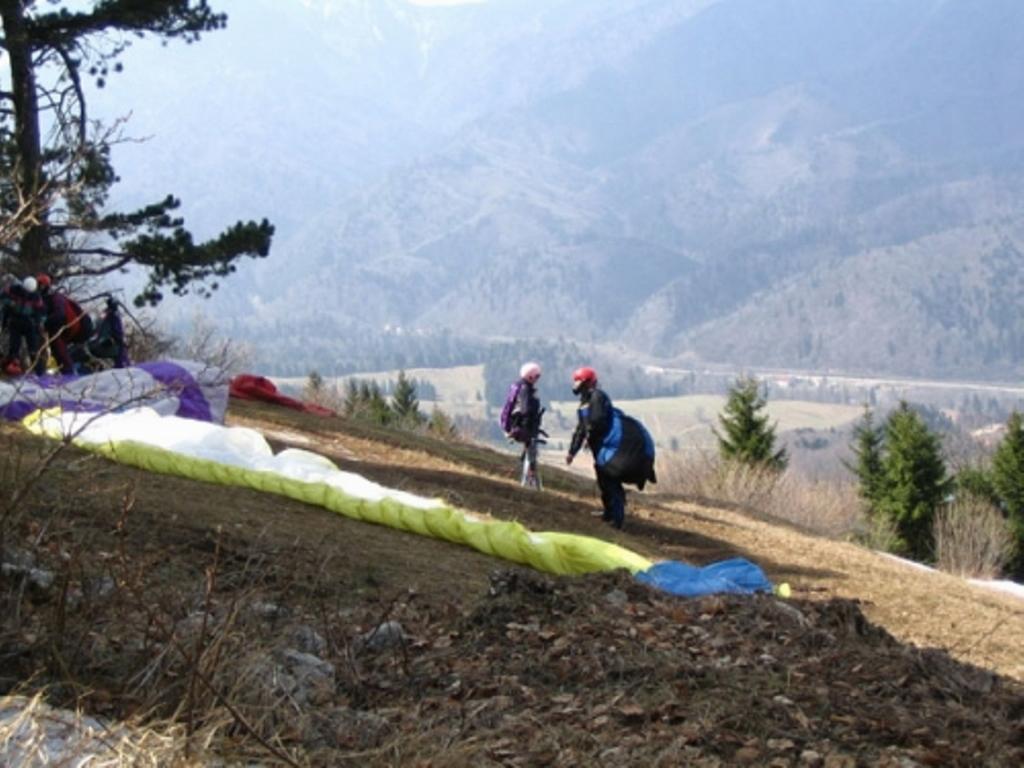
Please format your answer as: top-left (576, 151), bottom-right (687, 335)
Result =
top-left (658, 449), bottom-right (776, 507)
top-left (849, 510), bottom-right (903, 553)
top-left (933, 495), bottom-right (1016, 579)
top-left (766, 475), bottom-right (863, 538)
top-left (172, 312), bottom-right (252, 376)
top-left (303, 372), bottom-right (344, 412)
top-left (124, 310), bottom-right (177, 363)
top-left (657, 449), bottom-right (862, 537)
top-left (119, 309), bottom-right (250, 376)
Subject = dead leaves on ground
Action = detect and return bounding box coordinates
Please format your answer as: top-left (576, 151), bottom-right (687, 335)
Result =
top-left (332, 569), bottom-right (1024, 766)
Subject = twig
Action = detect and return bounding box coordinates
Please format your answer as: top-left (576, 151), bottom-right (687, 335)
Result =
top-left (951, 616), bottom-right (1009, 656)
top-left (185, 526), bottom-right (222, 750)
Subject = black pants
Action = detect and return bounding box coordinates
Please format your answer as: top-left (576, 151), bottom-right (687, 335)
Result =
top-left (596, 468), bottom-right (626, 529)
top-left (6, 320), bottom-right (42, 373)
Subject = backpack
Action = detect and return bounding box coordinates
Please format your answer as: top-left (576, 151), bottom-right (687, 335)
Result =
top-left (596, 408), bottom-right (658, 489)
top-left (499, 379), bottom-right (526, 437)
top-left (64, 296), bottom-right (93, 343)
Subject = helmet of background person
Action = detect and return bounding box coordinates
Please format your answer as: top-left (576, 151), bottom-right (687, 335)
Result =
top-left (520, 361), bottom-right (542, 384)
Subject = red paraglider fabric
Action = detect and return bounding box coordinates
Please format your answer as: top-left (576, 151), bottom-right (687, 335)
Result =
top-left (229, 374), bottom-right (335, 416)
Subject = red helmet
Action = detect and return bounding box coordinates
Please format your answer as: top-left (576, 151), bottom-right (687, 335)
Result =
top-left (571, 366), bottom-right (598, 394)
top-left (36, 273), bottom-right (51, 289)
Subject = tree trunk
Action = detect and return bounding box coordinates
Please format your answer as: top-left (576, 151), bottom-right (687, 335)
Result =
top-left (1, 0), bottom-right (49, 275)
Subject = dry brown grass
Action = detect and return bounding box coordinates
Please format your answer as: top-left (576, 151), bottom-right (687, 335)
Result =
top-left (0, 692), bottom-right (205, 767)
top-left (655, 449), bottom-right (862, 537)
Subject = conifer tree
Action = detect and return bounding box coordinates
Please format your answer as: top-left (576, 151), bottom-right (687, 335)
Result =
top-left (358, 380), bottom-right (372, 403)
top-left (427, 406), bottom-right (458, 439)
top-left (877, 402), bottom-right (951, 561)
top-left (342, 379), bottom-right (361, 417)
top-left (991, 411), bottom-right (1024, 558)
top-left (367, 381), bottom-right (393, 426)
top-left (304, 370), bottom-right (324, 398)
top-left (846, 408), bottom-right (886, 514)
top-left (714, 376), bottom-right (788, 471)
top-left (0, 1), bottom-right (273, 302)
top-left (390, 370), bottom-right (424, 426)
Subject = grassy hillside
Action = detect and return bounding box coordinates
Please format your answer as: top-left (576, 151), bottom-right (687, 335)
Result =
top-left (543, 394), bottom-right (863, 452)
top-left (3, 398), bottom-right (1021, 765)
top-left (280, 365), bottom-right (864, 457)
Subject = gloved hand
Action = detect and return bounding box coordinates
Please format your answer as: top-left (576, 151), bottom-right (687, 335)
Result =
top-left (565, 453), bottom-right (574, 466)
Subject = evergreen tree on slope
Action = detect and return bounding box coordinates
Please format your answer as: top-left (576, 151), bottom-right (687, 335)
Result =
top-left (391, 370), bottom-right (425, 426)
top-left (714, 376), bottom-right (788, 471)
top-left (846, 408), bottom-right (886, 515)
top-left (877, 402), bottom-right (951, 561)
top-left (991, 411), bottom-right (1024, 569)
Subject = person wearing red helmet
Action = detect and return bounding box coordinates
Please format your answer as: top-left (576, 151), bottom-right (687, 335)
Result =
top-left (566, 366), bottom-right (657, 530)
top-left (37, 273), bottom-right (92, 375)
top-left (566, 366), bottom-right (626, 528)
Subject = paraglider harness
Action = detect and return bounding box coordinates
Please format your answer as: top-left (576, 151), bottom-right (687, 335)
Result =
top-left (68, 294), bottom-right (128, 373)
top-left (517, 407), bottom-right (548, 490)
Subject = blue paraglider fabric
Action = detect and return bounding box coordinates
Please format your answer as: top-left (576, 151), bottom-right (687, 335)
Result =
top-left (636, 557), bottom-right (774, 597)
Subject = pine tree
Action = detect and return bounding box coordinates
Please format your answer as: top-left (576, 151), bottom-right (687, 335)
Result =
top-left (342, 379), bottom-right (361, 417)
top-left (427, 406), bottom-right (458, 439)
top-left (877, 402), bottom-right (951, 561)
top-left (845, 408), bottom-right (885, 514)
top-left (0, 2), bottom-right (273, 301)
top-left (304, 370), bottom-right (324, 398)
top-left (991, 411), bottom-right (1024, 560)
top-left (714, 376), bottom-right (788, 470)
top-left (367, 381), bottom-right (393, 426)
top-left (391, 370), bottom-right (424, 426)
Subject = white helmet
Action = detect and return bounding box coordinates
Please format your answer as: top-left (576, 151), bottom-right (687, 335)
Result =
top-left (21, 276), bottom-right (37, 293)
top-left (520, 361), bottom-right (542, 383)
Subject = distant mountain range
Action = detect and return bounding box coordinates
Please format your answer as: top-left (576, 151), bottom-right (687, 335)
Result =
top-left (94, 0), bottom-right (1024, 380)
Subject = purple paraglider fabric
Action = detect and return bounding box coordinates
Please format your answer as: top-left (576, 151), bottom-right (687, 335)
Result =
top-left (0, 359), bottom-right (228, 424)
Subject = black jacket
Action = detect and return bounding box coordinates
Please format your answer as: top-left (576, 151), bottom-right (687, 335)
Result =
top-left (569, 387), bottom-right (613, 459)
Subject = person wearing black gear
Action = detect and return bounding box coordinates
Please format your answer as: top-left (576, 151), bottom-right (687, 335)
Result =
top-left (3, 276), bottom-right (45, 375)
top-left (566, 366), bottom-right (626, 529)
top-left (508, 361), bottom-right (543, 443)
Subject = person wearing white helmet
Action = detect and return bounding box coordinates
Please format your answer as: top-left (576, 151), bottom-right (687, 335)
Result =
top-left (500, 362), bottom-right (543, 440)
top-left (2, 275), bottom-right (45, 375)
top-left (498, 361), bottom-right (546, 487)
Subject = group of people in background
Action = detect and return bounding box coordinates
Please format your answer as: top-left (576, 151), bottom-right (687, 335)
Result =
top-left (503, 361), bottom-right (657, 530)
top-left (0, 273), bottom-right (128, 377)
